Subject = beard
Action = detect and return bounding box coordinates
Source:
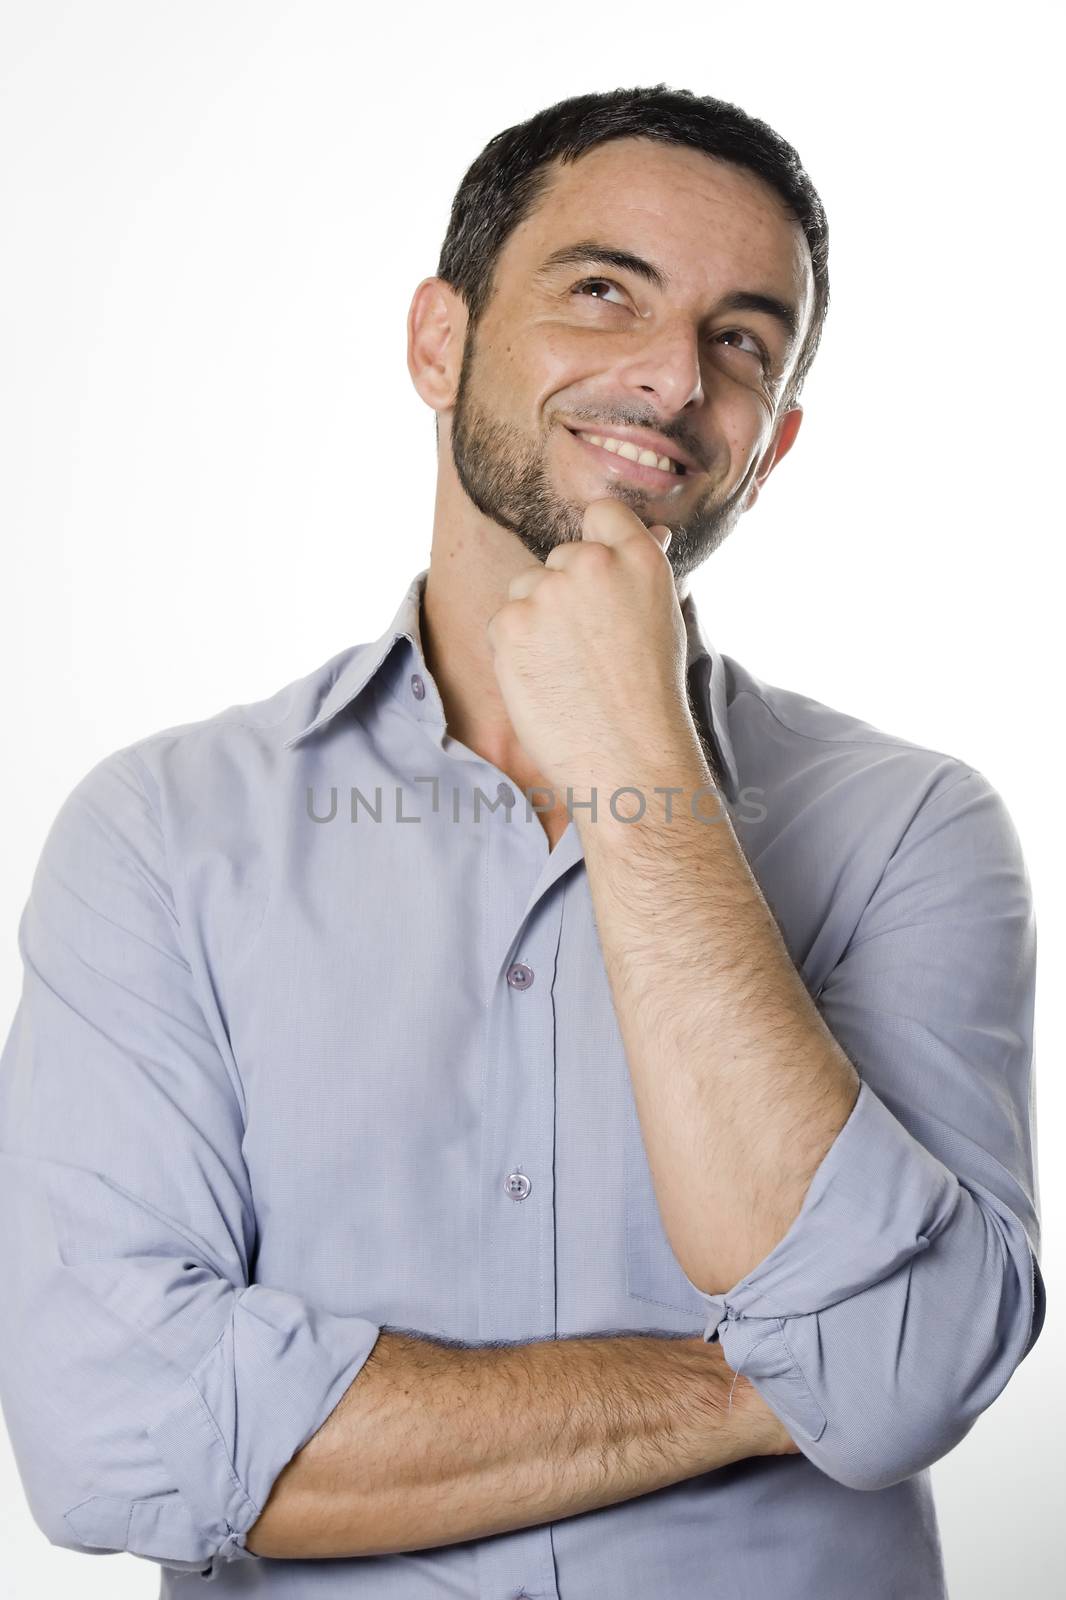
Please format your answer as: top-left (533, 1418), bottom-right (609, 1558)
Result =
top-left (448, 320), bottom-right (751, 586)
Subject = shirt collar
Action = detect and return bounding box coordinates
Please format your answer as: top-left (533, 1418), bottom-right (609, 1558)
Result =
top-left (283, 567), bottom-right (740, 803)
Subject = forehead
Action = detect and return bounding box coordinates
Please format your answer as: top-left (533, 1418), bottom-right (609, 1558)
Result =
top-left (501, 136), bottom-right (812, 312)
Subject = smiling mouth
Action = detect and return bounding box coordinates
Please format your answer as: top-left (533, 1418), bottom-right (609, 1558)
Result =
top-left (565, 427), bottom-right (692, 489)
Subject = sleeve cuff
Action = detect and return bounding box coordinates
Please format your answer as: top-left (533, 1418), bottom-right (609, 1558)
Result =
top-left (145, 1285), bottom-right (381, 1575)
top-left (687, 1079), bottom-right (962, 1333)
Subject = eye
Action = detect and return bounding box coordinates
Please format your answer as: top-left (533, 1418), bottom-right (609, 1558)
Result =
top-left (572, 277), bottom-right (629, 306)
top-left (715, 328), bottom-right (770, 370)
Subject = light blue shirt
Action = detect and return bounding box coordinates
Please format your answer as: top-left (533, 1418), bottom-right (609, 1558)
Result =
top-left (0, 567), bottom-right (1044, 1596)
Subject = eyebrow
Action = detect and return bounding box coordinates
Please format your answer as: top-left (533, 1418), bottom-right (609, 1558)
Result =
top-left (533, 240), bottom-right (801, 349)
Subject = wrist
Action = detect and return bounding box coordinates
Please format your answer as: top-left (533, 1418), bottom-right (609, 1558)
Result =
top-left (731, 1373), bottom-right (800, 1457)
top-left (687, 1340), bottom-right (799, 1461)
top-left (572, 750), bottom-right (722, 843)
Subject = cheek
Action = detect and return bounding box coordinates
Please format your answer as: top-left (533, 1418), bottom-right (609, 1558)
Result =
top-left (721, 392), bottom-right (775, 465)
top-left (526, 320), bottom-right (617, 382)
top-left (492, 332), bottom-right (583, 416)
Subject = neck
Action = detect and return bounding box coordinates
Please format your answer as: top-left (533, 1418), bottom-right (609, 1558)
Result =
top-left (419, 479), bottom-right (538, 778)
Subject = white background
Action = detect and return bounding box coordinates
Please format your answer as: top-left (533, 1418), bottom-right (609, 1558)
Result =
top-left (0, 2), bottom-right (1060, 1594)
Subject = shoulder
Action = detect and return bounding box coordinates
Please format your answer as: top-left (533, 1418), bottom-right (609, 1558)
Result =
top-left (34, 643), bottom-right (364, 889)
top-left (720, 654), bottom-right (1028, 880)
top-left (725, 652), bottom-right (988, 816)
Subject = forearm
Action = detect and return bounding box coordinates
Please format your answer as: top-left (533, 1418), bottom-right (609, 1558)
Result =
top-left (577, 747), bottom-right (860, 1294)
top-left (245, 1327), bottom-right (792, 1559)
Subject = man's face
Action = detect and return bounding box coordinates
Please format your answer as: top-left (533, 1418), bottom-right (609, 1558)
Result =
top-left (447, 136), bottom-right (813, 583)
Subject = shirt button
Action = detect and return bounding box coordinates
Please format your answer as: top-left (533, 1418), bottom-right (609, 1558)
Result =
top-left (410, 673), bottom-right (426, 700)
top-left (505, 1172), bottom-right (532, 1200)
top-left (497, 781), bottom-right (515, 807)
top-left (506, 962), bottom-right (534, 989)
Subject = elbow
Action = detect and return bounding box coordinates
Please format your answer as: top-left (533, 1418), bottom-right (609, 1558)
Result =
top-left (764, 1395), bottom-right (971, 1494)
top-left (818, 1259), bottom-right (1043, 1494)
top-left (761, 1231), bottom-right (1045, 1495)
top-left (50, 1491), bottom-right (236, 1575)
top-left (819, 1419), bottom-right (977, 1494)
top-left (1, 1392), bottom-right (245, 1573)
top-left (3, 1419), bottom-right (220, 1571)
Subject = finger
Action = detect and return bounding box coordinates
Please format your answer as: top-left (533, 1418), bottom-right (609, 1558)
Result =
top-left (507, 567), bottom-right (551, 601)
top-left (581, 498), bottom-right (672, 554)
top-left (580, 498), bottom-right (653, 547)
top-left (544, 541), bottom-right (589, 572)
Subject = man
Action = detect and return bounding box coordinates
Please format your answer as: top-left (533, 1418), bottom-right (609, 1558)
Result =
top-left (0, 84), bottom-right (1043, 1597)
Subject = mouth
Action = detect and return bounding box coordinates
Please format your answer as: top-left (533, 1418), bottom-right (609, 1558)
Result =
top-left (564, 426), bottom-right (694, 491)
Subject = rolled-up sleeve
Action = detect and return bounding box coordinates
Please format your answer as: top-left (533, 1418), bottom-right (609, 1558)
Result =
top-left (688, 767), bottom-right (1045, 1492)
top-left (0, 750), bottom-right (381, 1577)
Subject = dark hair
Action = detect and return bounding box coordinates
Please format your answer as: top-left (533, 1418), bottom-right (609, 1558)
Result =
top-left (436, 84), bottom-right (829, 414)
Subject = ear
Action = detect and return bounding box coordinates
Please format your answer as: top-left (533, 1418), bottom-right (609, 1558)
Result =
top-left (741, 405), bottom-right (804, 513)
top-left (407, 278), bottom-right (468, 416)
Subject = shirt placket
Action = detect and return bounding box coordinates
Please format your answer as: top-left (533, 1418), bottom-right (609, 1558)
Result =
top-left (473, 782), bottom-right (565, 1600)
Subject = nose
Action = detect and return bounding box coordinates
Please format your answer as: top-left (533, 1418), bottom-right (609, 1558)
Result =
top-left (615, 317), bottom-right (705, 415)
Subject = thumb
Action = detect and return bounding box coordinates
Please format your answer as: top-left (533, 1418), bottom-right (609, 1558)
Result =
top-left (650, 523), bottom-right (672, 554)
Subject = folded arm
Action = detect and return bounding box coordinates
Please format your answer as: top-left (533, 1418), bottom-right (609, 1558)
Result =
top-left (246, 1326), bottom-right (794, 1559)
top-left (581, 751), bottom-right (1042, 1491)
top-left (687, 768), bottom-right (1045, 1490)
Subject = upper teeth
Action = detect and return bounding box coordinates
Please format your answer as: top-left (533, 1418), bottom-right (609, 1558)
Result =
top-left (581, 434), bottom-right (682, 474)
